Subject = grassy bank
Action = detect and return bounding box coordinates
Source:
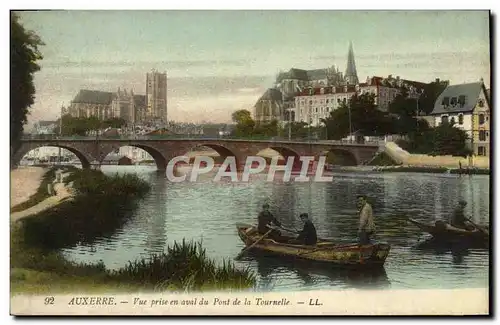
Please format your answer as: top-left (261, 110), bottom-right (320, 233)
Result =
top-left (11, 168), bottom-right (256, 294)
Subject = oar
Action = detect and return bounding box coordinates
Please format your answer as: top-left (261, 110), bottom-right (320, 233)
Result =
top-left (235, 228), bottom-right (273, 260)
top-left (465, 217), bottom-right (489, 236)
top-left (279, 225), bottom-right (299, 234)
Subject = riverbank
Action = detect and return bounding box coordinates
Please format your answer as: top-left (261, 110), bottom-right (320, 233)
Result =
top-left (10, 167), bottom-right (47, 208)
top-left (11, 168), bottom-right (256, 294)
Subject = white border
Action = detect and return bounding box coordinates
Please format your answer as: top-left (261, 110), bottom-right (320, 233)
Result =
top-left (2, 2), bottom-right (497, 324)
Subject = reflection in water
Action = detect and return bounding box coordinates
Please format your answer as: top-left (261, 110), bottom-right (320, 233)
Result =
top-left (250, 254), bottom-right (390, 291)
top-left (62, 166), bottom-right (490, 291)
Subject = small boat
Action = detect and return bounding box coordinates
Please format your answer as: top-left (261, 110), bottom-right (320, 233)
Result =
top-left (236, 223), bottom-right (390, 268)
top-left (408, 218), bottom-right (489, 245)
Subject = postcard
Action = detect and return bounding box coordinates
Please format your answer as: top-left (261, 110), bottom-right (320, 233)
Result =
top-left (9, 9), bottom-right (491, 316)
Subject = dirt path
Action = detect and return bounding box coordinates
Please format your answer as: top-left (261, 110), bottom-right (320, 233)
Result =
top-left (10, 167), bottom-right (47, 208)
top-left (10, 171), bottom-right (74, 223)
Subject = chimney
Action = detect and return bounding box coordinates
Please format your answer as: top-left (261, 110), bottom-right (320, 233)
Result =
top-left (388, 75), bottom-right (393, 79)
top-left (435, 78), bottom-right (440, 83)
top-left (396, 76), bottom-right (400, 80)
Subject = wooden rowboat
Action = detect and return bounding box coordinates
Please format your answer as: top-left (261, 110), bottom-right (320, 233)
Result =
top-left (236, 223), bottom-right (390, 268)
top-left (408, 218), bottom-right (489, 244)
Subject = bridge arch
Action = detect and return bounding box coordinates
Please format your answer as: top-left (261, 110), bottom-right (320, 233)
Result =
top-left (12, 144), bottom-right (92, 168)
top-left (255, 146), bottom-right (304, 170)
top-left (185, 143), bottom-right (241, 167)
top-left (99, 144), bottom-right (166, 170)
top-left (316, 148), bottom-right (358, 166)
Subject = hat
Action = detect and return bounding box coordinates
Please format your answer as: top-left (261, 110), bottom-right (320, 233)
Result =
top-left (299, 213), bottom-right (309, 219)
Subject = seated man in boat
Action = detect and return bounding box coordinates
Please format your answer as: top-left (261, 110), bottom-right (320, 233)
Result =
top-left (289, 213), bottom-right (318, 246)
top-left (358, 195), bottom-right (375, 245)
top-left (451, 200), bottom-right (471, 230)
top-left (257, 203), bottom-right (282, 241)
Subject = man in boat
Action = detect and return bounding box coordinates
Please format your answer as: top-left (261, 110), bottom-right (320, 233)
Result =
top-left (289, 213), bottom-right (318, 245)
top-left (450, 200), bottom-right (470, 229)
top-left (358, 195), bottom-right (375, 245)
top-left (257, 203), bottom-right (282, 241)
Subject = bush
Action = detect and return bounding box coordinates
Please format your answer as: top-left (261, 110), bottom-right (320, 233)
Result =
top-left (111, 240), bottom-right (256, 291)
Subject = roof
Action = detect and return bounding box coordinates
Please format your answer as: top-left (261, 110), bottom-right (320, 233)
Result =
top-left (306, 69), bottom-right (328, 80)
top-left (72, 90), bottom-right (114, 105)
top-left (430, 82), bottom-right (484, 115)
top-left (258, 88), bottom-right (283, 102)
top-left (277, 68), bottom-right (329, 82)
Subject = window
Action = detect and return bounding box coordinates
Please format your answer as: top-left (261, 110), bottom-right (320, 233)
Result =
top-left (337, 98), bottom-right (341, 103)
top-left (315, 107), bottom-right (318, 113)
top-left (458, 114), bottom-right (464, 125)
top-left (326, 99), bottom-right (329, 103)
top-left (309, 100), bottom-right (312, 105)
top-left (479, 130), bottom-right (486, 141)
top-left (478, 100), bottom-right (484, 107)
top-left (479, 114), bottom-right (485, 125)
top-left (478, 146), bottom-right (486, 156)
top-left (442, 97), bottom-right (450, 106)
top-left (458, 95), bottom-right (466, 107)
top-left (441, 115), bottom-right (449, 124)
top-left (450, 97), bottom-right (457, 106)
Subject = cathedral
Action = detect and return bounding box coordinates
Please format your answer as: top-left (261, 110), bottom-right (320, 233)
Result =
top-left (254, 42), bottom-right (360, 123)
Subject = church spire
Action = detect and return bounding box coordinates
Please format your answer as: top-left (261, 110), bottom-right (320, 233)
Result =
top-left (344, 41), bottom-right (359, 85)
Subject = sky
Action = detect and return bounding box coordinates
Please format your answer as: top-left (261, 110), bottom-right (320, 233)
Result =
top-left (17, 10), bottom-right (491, 126)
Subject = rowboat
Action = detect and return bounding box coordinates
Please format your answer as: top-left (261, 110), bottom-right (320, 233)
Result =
top-left (408, 218), bottom-right (489, 245)
top-left (236, 223), bottom-right (390, 268)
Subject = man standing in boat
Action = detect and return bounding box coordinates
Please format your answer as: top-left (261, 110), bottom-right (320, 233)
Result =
top-left (289, 213), bottom-right (318, 245)
top-left (257, 203), bottom-right (282, 240)
top-left (450, 200), bottom-right (469, 229)
top-left (358, 195), bottom-right (375, 245)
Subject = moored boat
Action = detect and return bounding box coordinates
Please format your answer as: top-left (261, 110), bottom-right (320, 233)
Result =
top-left (236, 223), bottom-right (390, 268)
top-left (408, 218), bottom-right (489, 245)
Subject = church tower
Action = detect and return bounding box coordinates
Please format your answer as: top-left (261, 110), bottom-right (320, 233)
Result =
top-left (344, 41), bottom-right (359, 85)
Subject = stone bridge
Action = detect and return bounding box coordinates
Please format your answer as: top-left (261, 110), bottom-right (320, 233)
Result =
top-left (14, 137), bottom-right (381, 170)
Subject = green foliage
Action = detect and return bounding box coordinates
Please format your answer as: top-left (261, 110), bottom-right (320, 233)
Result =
top-left (367, 152), bottom-right (400, 166)
top-left (21, 169), bottom-right (151, 249)
top-left (112, 240), bottom-right (256, 291)
top-left (231, 109), bottom-right (256, 137)
top-left (11, 224), bottom-right (256, 292)
top-left (11, 13), bottom-right (44, 154)
top-left (54, 115), bottom-right (127, 136)
top-left (400, 121), bottom-right (472, 157)
top-left (321, 93), bottom-right (393, 140)
top-left (418, 81), bottom-right (449, 115)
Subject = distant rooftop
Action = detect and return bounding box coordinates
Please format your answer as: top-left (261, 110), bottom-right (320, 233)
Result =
top-left (430, 82), bottom-right (485, 115)
top-left (72, 90), bottom-right (114, 105)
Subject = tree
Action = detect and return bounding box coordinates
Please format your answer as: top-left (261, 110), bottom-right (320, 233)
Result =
top-left (231, 109), bottom-right (255, 137)
top-left (55, 115), bottom-right (125, 136)
top-left (11, 13), bottom-right (44, 154)
top-left (321, 93), bottom-right (392, 140)
top-left (418, 80), bottom-right (448, 115)
top-left (429, 121), bottom-right (472, 157)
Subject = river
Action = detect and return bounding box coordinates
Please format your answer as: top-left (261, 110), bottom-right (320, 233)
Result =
top-left (61, 166), bottom-right (490, 291)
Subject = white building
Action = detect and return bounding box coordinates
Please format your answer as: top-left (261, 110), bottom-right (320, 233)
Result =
top-left (32, 121), bottom-right (58, 134)
top-left (430, 80), bottom-right (491, 156)
top-left (293, 85), bottom-right (357, 126)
